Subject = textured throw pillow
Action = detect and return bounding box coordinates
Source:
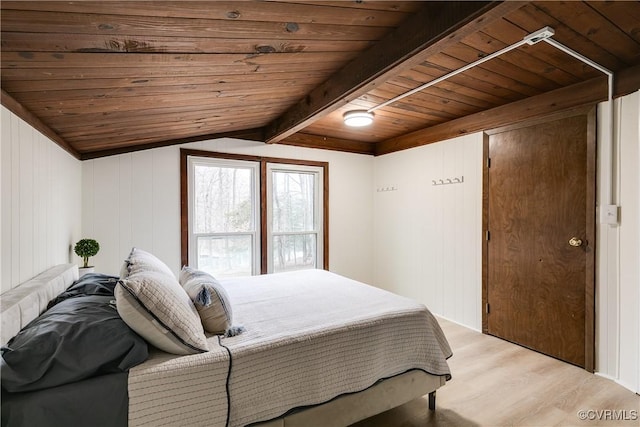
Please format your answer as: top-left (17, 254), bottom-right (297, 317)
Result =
top-left (179, 266), bottom-right (233, 335)
top-left (1, 295), bottom-right (148, 393)
top-left (119, 247), bottom-right (175, 280)
top-left (115, 270), bottom-right (208, 355)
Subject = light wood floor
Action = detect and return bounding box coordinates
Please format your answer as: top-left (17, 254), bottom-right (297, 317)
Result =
top-left (353, 317), bottom-right (639, 427)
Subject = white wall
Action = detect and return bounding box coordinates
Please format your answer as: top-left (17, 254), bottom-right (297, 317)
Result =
top-left (597, 91), bottom-right (640, 392)
top-left (0, 106), bottom-right (82, 293)
top-left (81, 139), bottom-right (374, 283)
top-left (373, 91), bottom-right (640, 393)
top-left (373, 133), bottom-right (483, 330)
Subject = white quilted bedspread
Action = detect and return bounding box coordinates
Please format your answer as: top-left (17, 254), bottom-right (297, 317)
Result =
top-left (128, 269), bottom-right (452, 427)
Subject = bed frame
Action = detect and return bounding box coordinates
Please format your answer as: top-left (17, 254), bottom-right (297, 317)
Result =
top-left (1, 264), bottom-right (445, 427)
top-left (255, 371), bottom-right (443, 427)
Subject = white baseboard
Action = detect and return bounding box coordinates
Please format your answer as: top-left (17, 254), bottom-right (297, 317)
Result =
top-left (434, 314), bottom-right (482, 333)
top-left (595, 371), bottom-right (639, 394)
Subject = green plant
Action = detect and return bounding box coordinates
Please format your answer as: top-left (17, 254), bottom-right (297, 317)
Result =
top-left (74, 239), bottom-right (100, 268)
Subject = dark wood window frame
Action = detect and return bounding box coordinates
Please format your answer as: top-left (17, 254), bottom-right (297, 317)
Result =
top-left (180, 148), bottom-right (329, 274)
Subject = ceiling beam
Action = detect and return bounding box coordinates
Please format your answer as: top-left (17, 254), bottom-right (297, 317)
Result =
top-left (263, 1), bottom-right (526, 144)
top-left (375, 64), bottom-right (640, 156)
top-left (1, 89), bottom-right (81, 160)
top-left (279, 133), bottom-right (375, 155)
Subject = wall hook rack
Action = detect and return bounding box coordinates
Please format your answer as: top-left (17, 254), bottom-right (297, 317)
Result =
top-left (432, 175), bottom-right (464, 186)
top-left (376, 185), bottom-right (398, 192)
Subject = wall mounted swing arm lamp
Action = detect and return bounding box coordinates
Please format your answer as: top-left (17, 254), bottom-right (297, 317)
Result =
top-left (342, 26), bottom-right (612, 130)
top-left (342, 27), bottom-right (556, 128)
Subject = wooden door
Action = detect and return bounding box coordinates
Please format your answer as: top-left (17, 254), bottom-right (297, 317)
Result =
top-left (483, 111), bottom-right (595, 370)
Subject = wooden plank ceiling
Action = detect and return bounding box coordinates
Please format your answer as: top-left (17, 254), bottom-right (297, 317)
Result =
top-left (1, 1), bottom-right (640, 160)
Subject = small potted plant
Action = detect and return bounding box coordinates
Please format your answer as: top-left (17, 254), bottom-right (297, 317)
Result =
top-left (74, 238), bottom-right (100, 276)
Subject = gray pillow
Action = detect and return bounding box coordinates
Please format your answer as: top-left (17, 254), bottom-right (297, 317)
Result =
top-left (116, 270), bottom-right (208, 355)
top-left (179, 266), bottom-right (232, 335)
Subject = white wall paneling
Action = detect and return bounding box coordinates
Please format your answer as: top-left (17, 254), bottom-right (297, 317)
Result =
top-left (0, 107), bottom-right (5, 288)
top-left (596, 99), bottom-right (619, 380)
top-left (18, 117), bottom-right (33, 285)
top-left (0, 106), bottom-right (82, 292)
top-left (82, 140), bottom-right (374, 283)
top-left (82, 148), bottom-right (183, 275)
top-left (598, 90), bottom-right (640, 393)
top-left (117, 154), bottom-right (133, 264)
top-left (616, 91), bottom-right (640, 393)
top-left (373, 133), bottom-right (483, 331)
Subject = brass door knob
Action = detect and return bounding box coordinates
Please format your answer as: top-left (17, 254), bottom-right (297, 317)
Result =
top-left (569, 237), bottom-right (583, 247)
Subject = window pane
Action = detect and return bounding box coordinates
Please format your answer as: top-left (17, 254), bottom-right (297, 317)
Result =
top-left (197, 235), bottom-right (252, 277)
top-left (194, 164), bottom-right (253, 233)
top-left (272, 234), bottom-right (316, 273)
top-left (272, 171), bottom-right (315, 232)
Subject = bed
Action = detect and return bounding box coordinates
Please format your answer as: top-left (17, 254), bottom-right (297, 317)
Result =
top-left (1, 256), bottom-right (452, 427)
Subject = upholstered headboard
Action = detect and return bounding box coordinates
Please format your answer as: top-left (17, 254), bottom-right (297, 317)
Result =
top-left (1, 264), bottom-right (78, 345)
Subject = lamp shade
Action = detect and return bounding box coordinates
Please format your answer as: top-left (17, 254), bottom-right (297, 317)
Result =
top-left (343, 110), bottom-right (374, 127)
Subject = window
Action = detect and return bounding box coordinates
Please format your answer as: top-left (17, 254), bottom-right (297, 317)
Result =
top-left (182, 150), bottom-right (327, 277)
top-left (268, 164), bottom-right (323, 273)
top-left (188, 158), bottom-right (260, 276)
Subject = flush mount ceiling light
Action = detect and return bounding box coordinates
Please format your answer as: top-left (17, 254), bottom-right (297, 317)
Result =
top-left (343, 110), bottom-right (374, 127)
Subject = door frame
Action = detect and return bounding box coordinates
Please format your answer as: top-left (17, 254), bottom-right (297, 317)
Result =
top-left (481, 106), bottom-right (596, 372)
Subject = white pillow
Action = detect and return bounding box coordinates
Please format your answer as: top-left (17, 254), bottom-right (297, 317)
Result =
top-left (180, 266), bottom-right (232, 335)
top-left (120, 247), bottom-right (175, 280)
top-left (115, 270), bottom-right (208, 355)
